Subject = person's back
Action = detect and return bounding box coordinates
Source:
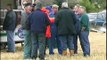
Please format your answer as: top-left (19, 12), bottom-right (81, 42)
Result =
top-left (29, 9), bottom-right (50, 33)
top-left (55, 2), bottom-right (77, 56)
top-left (55, 8), bottom-right (76, 35)
top-left (28, 2), bottom-right (50, 60)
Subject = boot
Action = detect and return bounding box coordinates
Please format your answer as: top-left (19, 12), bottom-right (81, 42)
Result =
top-left (69, 50), bottom-right (74, 56)
top-left (62, 50), bottom-right (67, 56)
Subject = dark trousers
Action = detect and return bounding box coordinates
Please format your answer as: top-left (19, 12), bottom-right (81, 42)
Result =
top-left (56, 36), bottom-right (63, 54)
top-left (59, 35), bottom-right (74, 51)
top-left (79, 31), bottom-right (90, 56)
top-left (73, 33), bottom-right (80, 54)
top-left (31, 33), bottom-right (46, 59)
top-left (47, 36), bottom-right (62, 55)
top-left (48, 37), bottom-right (54, 54)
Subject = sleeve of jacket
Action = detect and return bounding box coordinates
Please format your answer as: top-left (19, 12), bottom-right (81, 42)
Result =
top-left (81, 14), bottom-right (89, 28)
top-left (12, 12), bottom-right (17, 28)
top-left (44, 13), bottom-right (50, 26)
top-left (26, 14), bottom-right (31, 30)
top-left (55, 12), bottom-right (61, 26)
top-left (21, 11), bottom-right (25, 28)
top-left (71, 12), bottom-right (77, 25)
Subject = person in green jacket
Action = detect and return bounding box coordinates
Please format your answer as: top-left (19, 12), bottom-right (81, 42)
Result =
top-left (78, 6), bottom-right (90, 57)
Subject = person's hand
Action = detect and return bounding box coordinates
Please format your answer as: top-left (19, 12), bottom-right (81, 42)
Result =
top-left (81, 27), bottom-right (86, 31)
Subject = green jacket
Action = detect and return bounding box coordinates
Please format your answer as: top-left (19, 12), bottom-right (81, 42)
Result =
top-left (80, 13), bottom-right (90, 31)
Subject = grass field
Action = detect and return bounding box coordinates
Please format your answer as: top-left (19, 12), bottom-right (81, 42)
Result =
top-left (1, 32), bottom-right (106, 60)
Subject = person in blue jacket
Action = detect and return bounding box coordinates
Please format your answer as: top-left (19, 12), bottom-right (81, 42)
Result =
top-left (46, 4), bottom-right (63, 55)
top-left (72, 4), bottom-right (81, 54)
top-left (28, 2), bottom-right (50, 60)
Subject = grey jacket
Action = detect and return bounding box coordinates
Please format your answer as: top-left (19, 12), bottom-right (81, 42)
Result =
top-left (21, 11), bottom-right (29, 30)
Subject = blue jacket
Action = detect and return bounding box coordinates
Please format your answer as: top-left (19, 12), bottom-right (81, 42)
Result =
top-left (28, 9), bottom-right (50, 33)
top-left (49, 12), bottom-right (57, 38)
top-left (74, 14), bottom-right (81, 34)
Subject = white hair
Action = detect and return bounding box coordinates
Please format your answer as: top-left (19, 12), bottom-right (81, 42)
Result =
top-left (62, 2), bottom-right (68, 8)
top-left (52, 4), bottom-right (59, 8)
top-left (80, 6), bottom-right (86, 11)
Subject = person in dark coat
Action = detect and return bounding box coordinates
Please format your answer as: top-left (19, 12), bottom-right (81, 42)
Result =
top-left (55, 2), bottom-right (77, 56)
top-left (3, 4), bottom-right (17, 52)
top-left (72, 4), bottom-right (81, 54)
top-left (28, 2), bottom-right (50, 60)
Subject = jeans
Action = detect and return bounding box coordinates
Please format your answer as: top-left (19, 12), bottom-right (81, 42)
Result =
top-left (48, 36), bottom-right (62, 55)
top-left (48, 38), bottom-right (54, 54)
top-left (6, 30), bottom-right (15, 52)
top-left (31, 33), bottom-right (46, 59)
top-left (79, 31), bottom-right (90, 56)
top-left (23, 30), bottom-right (32, 59)
top-left (56, 36), bottom-right (62, 54)
top-left (59, 35), bottom-right (74, 51)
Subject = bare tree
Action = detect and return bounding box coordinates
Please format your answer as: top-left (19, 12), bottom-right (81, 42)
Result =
top-left (35, 0), bottom-right (81, 7)
top-left (38, 0), bottom-right (54, 6)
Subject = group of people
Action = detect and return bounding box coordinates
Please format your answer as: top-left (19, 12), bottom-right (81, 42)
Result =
top-left (3, 1), bottom-right (90, 60)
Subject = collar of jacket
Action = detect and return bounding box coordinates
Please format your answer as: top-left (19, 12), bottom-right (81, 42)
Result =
top-left (61, 7), bottom-right (69, 9)
top-left (36, 9), bottom-right (42, 11)
top-left (7, 10), bottom-right (13, 12)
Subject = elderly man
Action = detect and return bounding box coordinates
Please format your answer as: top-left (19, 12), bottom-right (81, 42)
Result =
top-left (28, 2), bottom-right (50, 60)
top-left (51, 4), bottom-right (63, 55)
top-left (46, 4), bottom-right (63, 55)
top-left (79, 6), bottom-right (90, 57)
top-left (78, 6), bottom-right (90, 57)
top-left (21, 3), bottom-right (32, 59)
top-left (55, 2), bottom-right (77, 56)
top-left (73, 4), bottom-right (81, 54)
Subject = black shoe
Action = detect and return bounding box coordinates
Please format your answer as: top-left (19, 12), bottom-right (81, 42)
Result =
top-left (40, 58), bottom-right (45, 60)
top-left (31, 57), bottom-right (37, 60)
top-left (6, 50), bottom-right (15, 53)
top-left (74, 52), bottom-right (78, 54)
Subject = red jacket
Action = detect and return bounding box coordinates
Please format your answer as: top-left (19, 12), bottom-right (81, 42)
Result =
top-left (41, 8), bottom-right (51, 38)
top-left (41, 8), bottom-right (56, 38)
top-left (46, 25), bottom-right (51, 38)
top-left (49, 17), bottom-right (55, 24)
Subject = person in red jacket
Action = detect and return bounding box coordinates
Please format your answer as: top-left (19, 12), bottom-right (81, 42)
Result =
top-left (45, 4), bottom-right (63, 55)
